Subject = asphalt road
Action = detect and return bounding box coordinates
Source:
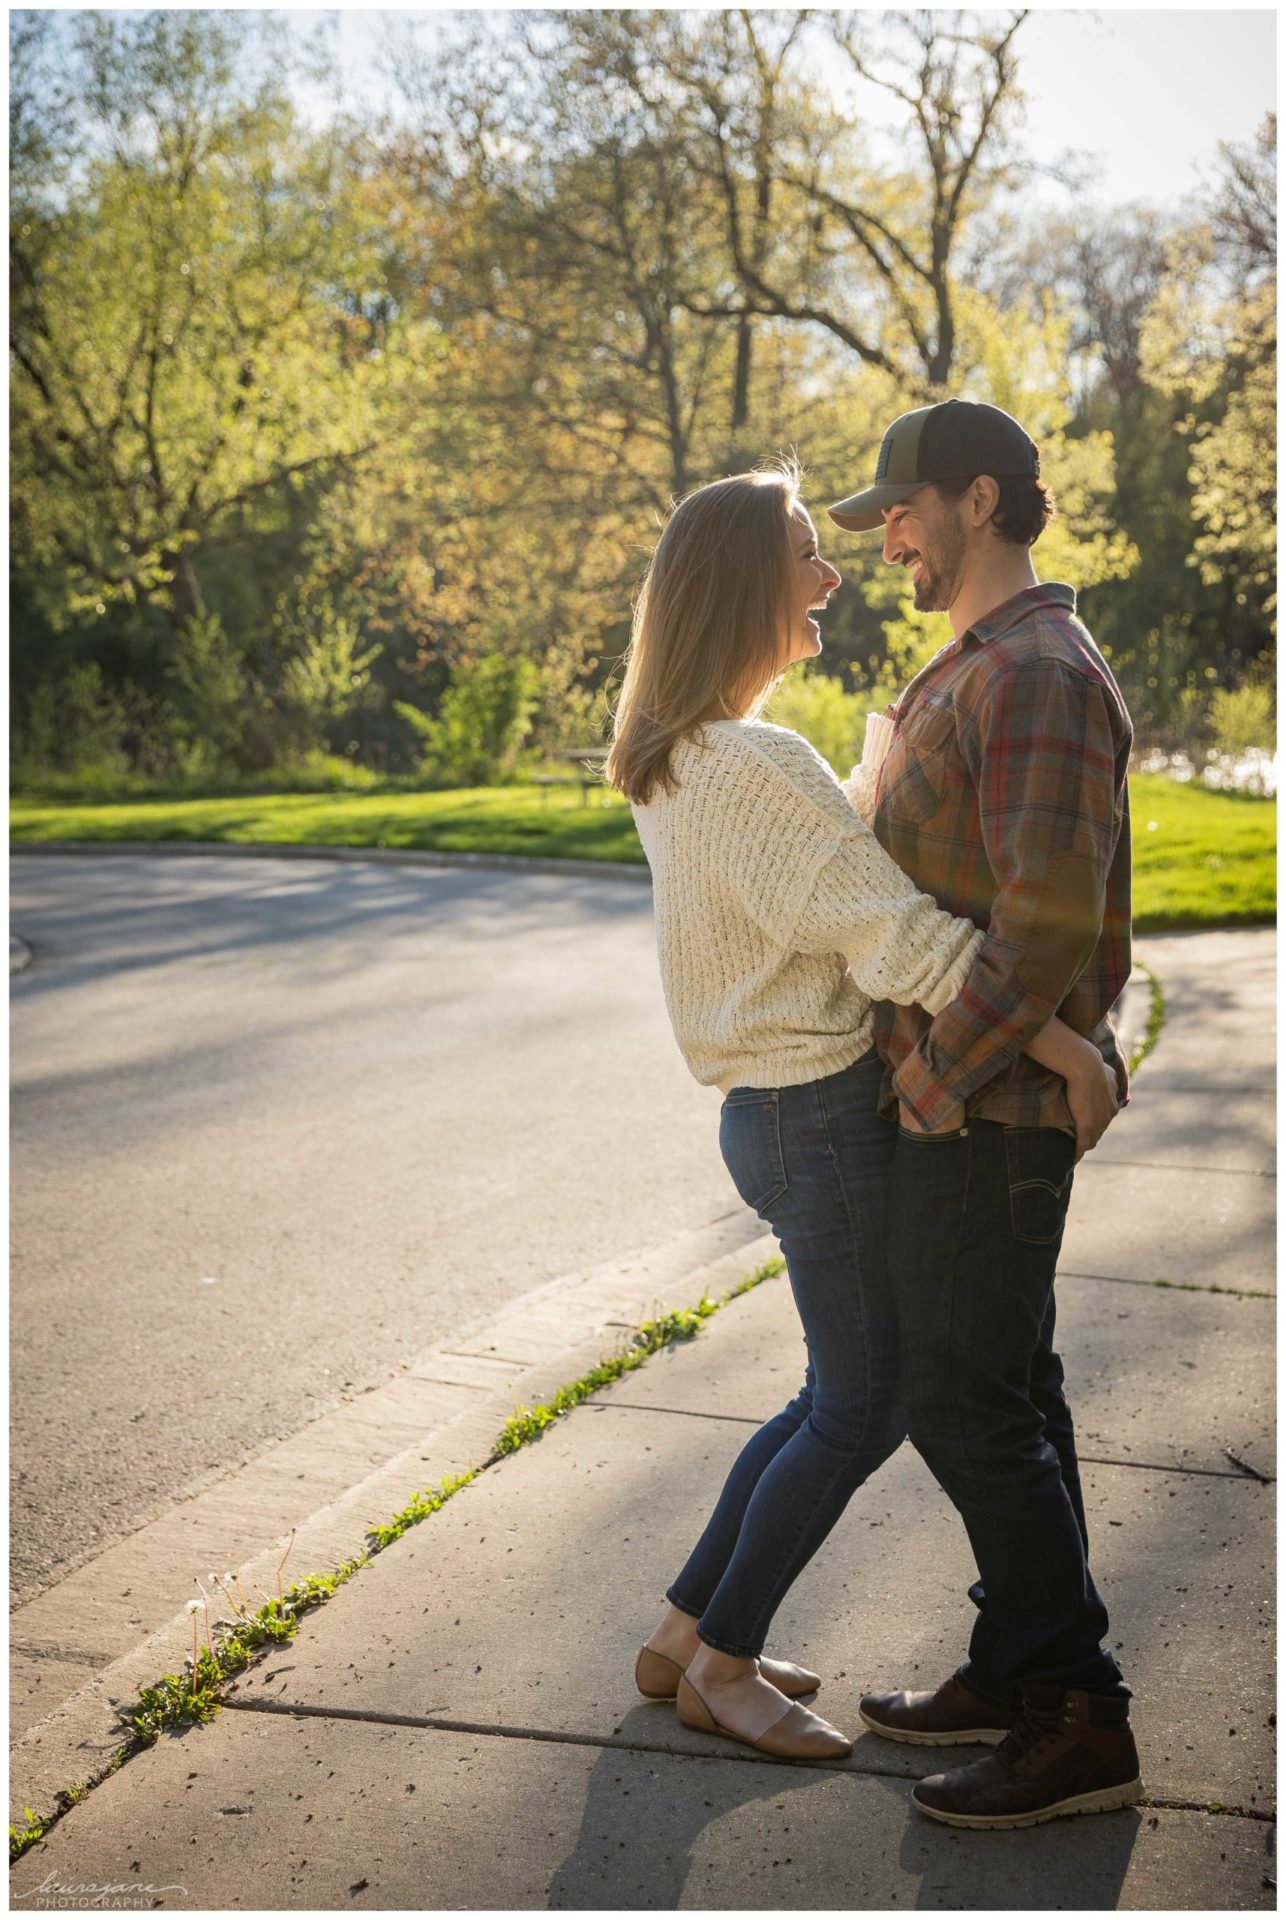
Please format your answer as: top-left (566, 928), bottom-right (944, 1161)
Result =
top-left (9, 852), bottom-right (744, 1603)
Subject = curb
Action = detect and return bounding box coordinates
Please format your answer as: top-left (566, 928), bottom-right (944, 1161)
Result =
top-left (9, 840), bottom-right (652, 884)
top-left (9, 1212), bottom-right (771, 1829)
top-left (10, 934), bottom-right (33, 974)
top-left (1115, 961), bottom-right (1155, 1068)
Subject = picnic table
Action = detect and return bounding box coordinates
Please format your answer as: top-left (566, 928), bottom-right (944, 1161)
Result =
top-left (532, 747), bottom-right (610, 807)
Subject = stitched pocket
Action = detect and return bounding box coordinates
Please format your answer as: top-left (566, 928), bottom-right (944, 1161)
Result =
top-left (883, 748), bottom-right (947, 823)
top-left (1004, 1127), bottom-right (1076, 1245)
top-left (719, 1090), bottom-right (787, 1216)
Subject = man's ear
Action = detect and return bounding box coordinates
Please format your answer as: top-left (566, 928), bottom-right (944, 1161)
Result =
top-left (972, 475), bottom-right (1001, 529)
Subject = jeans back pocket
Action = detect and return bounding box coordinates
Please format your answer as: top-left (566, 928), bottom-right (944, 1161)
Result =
top-left (719, 1089), bottom-right (787, 1217)
top-left (1004, 1126), bottom-right (1076, 1245)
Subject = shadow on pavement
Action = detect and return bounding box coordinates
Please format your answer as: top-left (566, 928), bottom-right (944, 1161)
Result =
top-left (546, 1722), bottom-right (826, 1910)
top-left (9, 851), bottom-right (653, 1001)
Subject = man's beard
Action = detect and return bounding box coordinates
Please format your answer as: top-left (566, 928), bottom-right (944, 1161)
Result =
top-left (910, 522), bottom-right (966, 612)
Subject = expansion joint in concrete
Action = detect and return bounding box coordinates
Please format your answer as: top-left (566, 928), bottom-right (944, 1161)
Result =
top-left (1061, 1269), bottom-right (1275, 1300)
top-left (223, 1694), bottom-right (892, 1775)
top-left (9, 1644), bottom-right (116, 1668)
top-left (1093, 1160), bottom-right (1275, 1179)
top-left (220, 1697), bottom-right (1276, 1820)
top-left (595, 1401), bottom-right (1263, 1481)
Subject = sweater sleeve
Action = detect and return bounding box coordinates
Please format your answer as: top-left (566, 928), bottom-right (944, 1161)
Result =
top-left (730, 724), bottom-right (983, 1012)
top-left (792, 835), bottom-right (984, 1013)
top-left (840, 712), bottom-right (897, 824)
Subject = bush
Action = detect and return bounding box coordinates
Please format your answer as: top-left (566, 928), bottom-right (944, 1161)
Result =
top-left (1209, 680), bottom-right (1275, 760)
top-left (765, 666), bottom-right (875, 774)
top-left (396, 653), bottom-right (539, 787)
top-left (277, 590), bottom-right (381, 755)
top-left (528, 653), bottom-right (609, 761)
top-left (11, 662), bottom-right (131, 783)
top-left (168, 609), bottom-right (252, 767)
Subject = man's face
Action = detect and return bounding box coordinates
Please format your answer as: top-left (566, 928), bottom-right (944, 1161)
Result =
top-left (880, 486), bottom-right (968, 613)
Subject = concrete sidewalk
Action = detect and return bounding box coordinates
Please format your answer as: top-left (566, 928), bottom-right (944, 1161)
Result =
top-left (10, 931), bottom-right (1275, 1910)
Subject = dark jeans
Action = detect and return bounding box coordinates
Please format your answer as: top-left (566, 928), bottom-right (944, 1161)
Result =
top-left (888, 1116), bottom-right (1128, 1702)
top-left (667, 1048), bottom-right (904, 1658)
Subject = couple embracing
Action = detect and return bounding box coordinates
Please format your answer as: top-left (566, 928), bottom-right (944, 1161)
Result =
top-left (605, 400), bottom-right (1141, 1832)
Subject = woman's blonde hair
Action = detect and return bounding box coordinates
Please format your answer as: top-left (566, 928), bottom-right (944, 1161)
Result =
top-left (606, 458), bottom-right (802, 806)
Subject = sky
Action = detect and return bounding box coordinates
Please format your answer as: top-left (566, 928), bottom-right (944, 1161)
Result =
top-left (282, 6), bottom-right (1277, 213)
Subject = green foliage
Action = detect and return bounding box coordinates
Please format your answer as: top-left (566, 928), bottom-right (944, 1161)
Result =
top-left (1127, 115), bottom-right (1277, 723)
top-left (277, 588), bottom-right (382, 751)
top-left (7, 15), bottom-right (1274, 785)
top-left (1127, 964), bottom-right (1167, 1076)
top-left (396, 654), bottom-right (539, 787)
top-left (1186, 292), bottom-right (1276, 613)
top-left (11, 30), bottom-right (392, 626)
top-left (494, 1302), bottom-right (717, 1455)
top-left (11, 662), bottom-right (131, 783)
top-left (1129, 774), bottom-right (1276, 930)
top-left (10, 1251), bottom-right (785, 1860)
top-left (9, 784), bottom-right (643, 863)
top-left (10, 753), bottom-right (390, 806)
top-left (529, 651), bottom-right (612, 759)
top-left (123, 1656), bottom-right (229, 1745)
top-left (367, 1472), bottom-right (478, 1551)
top-left (1209, 676), bottom-right (1276, 761)
top-left (115, 1560), bottom-right (367, 1751)
top-left (766, 666), bottom-right (877, 772)
top-left (169, 609), bottom-right (252, 766)
top-left (11, 777), bottom-right (1273, 930)
top-left (10, 1806), bottom-right (52, 1864)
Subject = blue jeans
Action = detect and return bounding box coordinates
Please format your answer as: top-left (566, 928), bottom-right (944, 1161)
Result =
top-left (666, 1048), bottom-right (904, 1658)
top-left (888, 1118), bottom-right (1128, 1702)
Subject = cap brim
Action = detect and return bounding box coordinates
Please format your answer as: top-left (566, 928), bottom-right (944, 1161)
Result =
top-left (826, 480), bottom-right (923, 532)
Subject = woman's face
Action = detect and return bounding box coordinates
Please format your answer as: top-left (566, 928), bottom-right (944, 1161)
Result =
top-left (782, 503), bottom-right (841, 669)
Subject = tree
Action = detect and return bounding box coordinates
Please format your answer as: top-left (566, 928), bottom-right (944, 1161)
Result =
top-left (670, 9), bottom-right (1029, 389)
top-left (1141, 114), bottom-right (1276, 688)
top-left (9, 12), bottom-right (415, 646)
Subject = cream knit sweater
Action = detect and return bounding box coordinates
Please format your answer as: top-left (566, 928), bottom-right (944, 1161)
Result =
top-left (631, 717), bottom-right (983, 1094)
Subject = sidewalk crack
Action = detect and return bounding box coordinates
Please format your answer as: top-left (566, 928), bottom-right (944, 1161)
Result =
top-left (221, 1698), bottom-right (1275, 1820)
top-left (1087, 1160), bottom-right (1274, 1178)
top-left (593, 1402), bottom-right (1265, 1479)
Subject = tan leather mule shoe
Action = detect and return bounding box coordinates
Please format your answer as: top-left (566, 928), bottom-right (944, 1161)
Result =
top-left (634, 1644), bottom-right (820, 1701)
top-left (675, 1672), bottom-right (852, 1761)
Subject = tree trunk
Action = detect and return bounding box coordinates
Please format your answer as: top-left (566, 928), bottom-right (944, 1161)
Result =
top-left (159, 547), bottom-right (205, 636)
top-left (732, 314), bottom-right (753, 430)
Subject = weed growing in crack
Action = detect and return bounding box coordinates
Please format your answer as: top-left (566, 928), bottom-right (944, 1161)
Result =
top-left (9, 1256), bottom-right (785, 1863)
top-left (1152, 1279), bottom-right (1271, 1299)
top-left (1128, 964), bottom-right (1166, 1076)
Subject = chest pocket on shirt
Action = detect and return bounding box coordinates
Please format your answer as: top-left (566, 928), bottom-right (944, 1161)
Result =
top-left (880, 704), bottom-right (957, 824)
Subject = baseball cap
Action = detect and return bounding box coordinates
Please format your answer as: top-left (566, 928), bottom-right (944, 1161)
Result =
top-left (827, 400), bottom-right (1040, 532)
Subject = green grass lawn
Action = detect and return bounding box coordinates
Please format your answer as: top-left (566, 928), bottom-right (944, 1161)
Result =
top-left (9, 783), bottom-right (647, 865)
top-left (1127, 775), bottom-right (1275, 932)
top-left (10, 771), bottom-right (1275, 932)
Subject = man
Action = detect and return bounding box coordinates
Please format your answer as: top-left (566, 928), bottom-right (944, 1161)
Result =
top-left (827, 399), bottom-right (1139, 1830)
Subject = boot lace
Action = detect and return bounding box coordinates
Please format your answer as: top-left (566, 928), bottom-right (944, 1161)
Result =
top-left (997, 1708), bottom-right (1064, 1766)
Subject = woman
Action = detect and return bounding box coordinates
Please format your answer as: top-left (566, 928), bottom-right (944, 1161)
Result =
top-left (605, 461), bottom-right (1116, 1761)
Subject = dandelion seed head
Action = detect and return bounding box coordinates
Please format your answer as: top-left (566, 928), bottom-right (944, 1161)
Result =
top-left (186, 1599), bottom-right (202, 1613)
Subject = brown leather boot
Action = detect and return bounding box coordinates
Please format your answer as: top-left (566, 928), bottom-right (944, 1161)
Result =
top-left (912, 1684), bottom-right (1143, 1829)
top-left (859, 1673), bottom-right (1015, 1746)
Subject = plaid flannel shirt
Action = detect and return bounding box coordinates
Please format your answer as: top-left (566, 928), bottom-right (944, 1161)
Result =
top-left (871, 583), bottom-right (1134, 1133)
